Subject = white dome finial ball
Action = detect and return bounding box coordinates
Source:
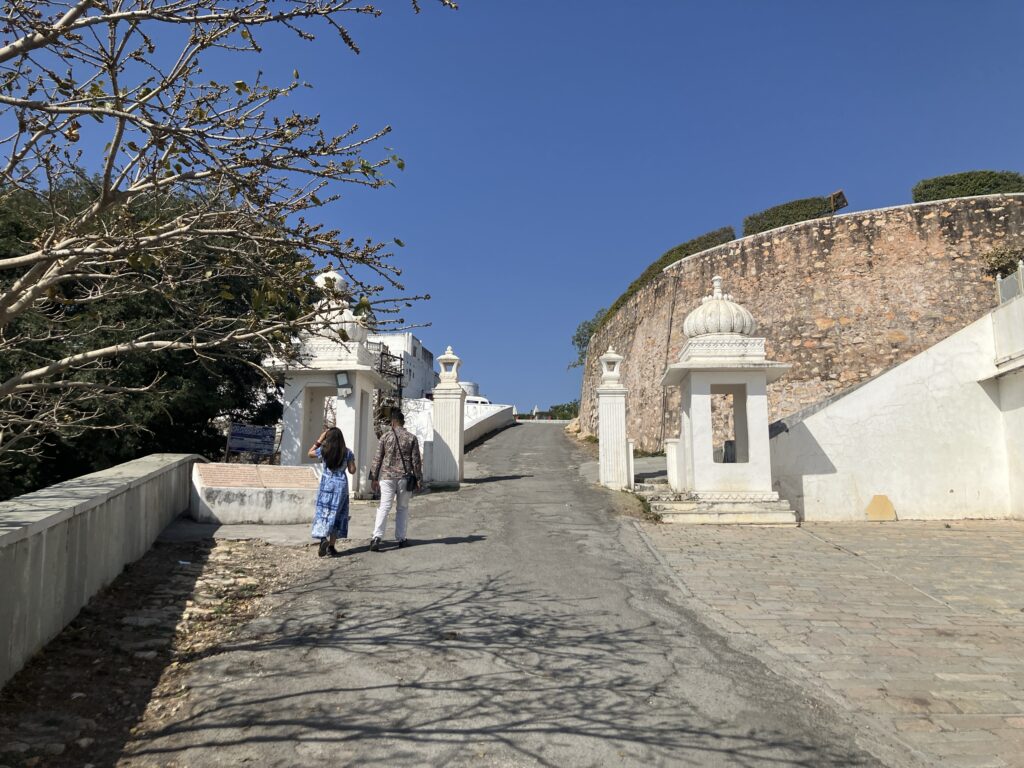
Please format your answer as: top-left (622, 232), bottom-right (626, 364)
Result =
top-left (683, 275), bottom-right (757, 337)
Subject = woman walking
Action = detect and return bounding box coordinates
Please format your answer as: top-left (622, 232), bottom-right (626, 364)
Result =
top-left (309, 427), bottom-right (356, 558)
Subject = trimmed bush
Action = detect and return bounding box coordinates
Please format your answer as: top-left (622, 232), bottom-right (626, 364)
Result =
top-left (984, 245), bottom-right (1024, 277)
top-left (743, 197), bottom-right (833, 236)
top-left (596, 226), bottom-right (736, 332)
top-left (912, 170), bottom-right (1024, 203)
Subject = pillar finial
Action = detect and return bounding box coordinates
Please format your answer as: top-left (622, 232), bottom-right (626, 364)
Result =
top-left (599, 347), bottom-right (624, 385)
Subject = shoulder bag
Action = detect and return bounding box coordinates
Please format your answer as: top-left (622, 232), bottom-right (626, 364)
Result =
top-left (392, 428), bottom-right (418, 492)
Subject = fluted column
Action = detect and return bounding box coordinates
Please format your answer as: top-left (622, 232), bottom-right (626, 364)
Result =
top-left (597, 348), bottom-right (631, 490)
top-left (432, 346), bottom-right (466, 488)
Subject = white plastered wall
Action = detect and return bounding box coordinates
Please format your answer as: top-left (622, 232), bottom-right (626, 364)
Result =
top-left (770, 314), bottom-right (1013, 521)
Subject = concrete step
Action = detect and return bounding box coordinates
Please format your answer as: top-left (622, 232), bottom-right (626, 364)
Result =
top-left (652, 499), bottom-right (797, 525)
top-left (638, 492), bottom-right (695, 503)
top-left (658, 508), bottom-right (798, 525)
top-left (633, 481), bottom-right (670, 493)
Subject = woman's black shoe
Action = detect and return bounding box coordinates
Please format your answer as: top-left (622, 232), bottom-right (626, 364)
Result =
top-left (328, 545), bottom-right (341, 557)
top-left (318, 538), bottom-right (329, 558)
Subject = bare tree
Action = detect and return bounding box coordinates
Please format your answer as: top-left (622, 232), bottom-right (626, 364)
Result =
top-left (0, 0), bottom-right (454, 461)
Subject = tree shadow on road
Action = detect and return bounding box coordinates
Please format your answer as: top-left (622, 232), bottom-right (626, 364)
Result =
top-left (121, 571), bottom-right (876, 767)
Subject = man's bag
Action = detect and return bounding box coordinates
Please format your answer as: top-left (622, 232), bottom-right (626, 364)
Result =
top-left (393, 427), bottom-right (418, 492)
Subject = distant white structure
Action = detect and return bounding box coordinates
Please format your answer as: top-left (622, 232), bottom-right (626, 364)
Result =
top-left (367, 331), bottom-right (439, 399)
top-left (459, 381), bottom-right (480, 397)
top-left (661, 276), bottom-right (796, 524)
top-left (269, 272), bottom-right (391, 497)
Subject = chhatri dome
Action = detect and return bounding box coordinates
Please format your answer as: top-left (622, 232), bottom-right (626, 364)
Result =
top-left (314, 270), bottom-right (367, 343)
top-left (682, 275), bottom-right (757, 337)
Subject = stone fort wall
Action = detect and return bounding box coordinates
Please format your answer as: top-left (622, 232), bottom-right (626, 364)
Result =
top-left (580, 194), bottom-right (1024, 452)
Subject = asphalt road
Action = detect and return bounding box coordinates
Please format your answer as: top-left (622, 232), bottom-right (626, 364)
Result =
top-left (124, 424), bottom-right (881, 767)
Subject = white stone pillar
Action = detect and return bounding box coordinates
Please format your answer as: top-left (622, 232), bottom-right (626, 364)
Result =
top-left (665, 439), bottom-right (679, 491)
top-left (597, 348), bottom-right (630, 490)
top-left (432, 346), bottom-right (466, 488)
top-left (679, 377), bottom-right (694, 491)
top-left (745, 375), bottom-right (774, 490)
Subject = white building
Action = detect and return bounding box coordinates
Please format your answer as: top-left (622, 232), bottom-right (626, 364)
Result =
top-left (268, 273), bottom-right (392, 498)
top-left (367, 332), bottom-right (439, 399)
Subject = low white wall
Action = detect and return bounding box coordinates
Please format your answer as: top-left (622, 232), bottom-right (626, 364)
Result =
top-left (770, 315), bottom-right (1012, 521)
top-left (1001, 369), bottom-right (1024, 518)
top-left (465, 404), bottom-right (515, 445)
top-left (0, 454), bottom-right (201, 689)
top-left (403, 398), bottom-right (514, 469)
top-left (189, 464), bottom-right (320, 525)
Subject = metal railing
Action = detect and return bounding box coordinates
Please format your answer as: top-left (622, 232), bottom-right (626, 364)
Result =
top-left (997, 260), bottom-right (1024, 304)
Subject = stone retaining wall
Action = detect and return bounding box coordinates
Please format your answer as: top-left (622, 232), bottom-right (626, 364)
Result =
top-left (580, 194), bottom-right (1024, 452)
top-left (0, 454), bottom-right (201, 688)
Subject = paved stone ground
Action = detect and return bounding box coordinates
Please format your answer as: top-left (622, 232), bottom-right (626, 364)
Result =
top-left (116, 424), bottom-right (883, 767)
top-left (640, 520), bottom-right (1024, 768)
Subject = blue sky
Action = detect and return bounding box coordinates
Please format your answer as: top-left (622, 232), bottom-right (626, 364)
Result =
top-left (256, 0), bottom-right (1024, 410)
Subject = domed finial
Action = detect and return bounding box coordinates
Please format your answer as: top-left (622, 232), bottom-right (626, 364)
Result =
top-left (682, 275), bottom-right (757, 338)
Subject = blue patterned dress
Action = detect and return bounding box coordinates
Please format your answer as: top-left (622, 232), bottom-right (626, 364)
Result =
top-left (310, 447), bottom-right (354, 539)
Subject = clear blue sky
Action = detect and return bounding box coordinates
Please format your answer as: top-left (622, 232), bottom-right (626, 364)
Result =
top-left (262, 0), bottom-right (1024, 411)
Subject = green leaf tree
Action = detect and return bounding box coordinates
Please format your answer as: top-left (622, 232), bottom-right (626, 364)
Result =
top-left (548, 400), bottom-right (580, 420)
top-left (570, 308), bottom-right (607, 369)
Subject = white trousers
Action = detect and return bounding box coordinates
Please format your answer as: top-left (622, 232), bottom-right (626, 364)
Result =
top-left (373, 478), bottom-right (411, 540)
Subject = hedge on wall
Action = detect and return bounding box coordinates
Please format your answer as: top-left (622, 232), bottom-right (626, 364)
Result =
top-left (742, 197), bottom-right (833, 237)
top-left (596, 226), bottom-right (736, 332)
top-left (911, 170), bottom-right (1024, 203)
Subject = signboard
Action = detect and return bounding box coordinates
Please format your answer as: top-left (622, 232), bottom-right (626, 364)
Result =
top-left (225, 423), bottom-right (277, 456)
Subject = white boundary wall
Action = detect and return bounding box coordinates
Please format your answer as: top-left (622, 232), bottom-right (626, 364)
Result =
top-left (771, 307), bottom-right (1021, 521)
top-left (0, 454), bottom-right (201, 688)
top-left (404, 399), bottom-right (515, 484)
top-left (465, 403), bottom-right (515, 445)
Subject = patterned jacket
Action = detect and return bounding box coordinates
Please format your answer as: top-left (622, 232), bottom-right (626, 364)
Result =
top-left (371, 426), bottom-right (423, 482)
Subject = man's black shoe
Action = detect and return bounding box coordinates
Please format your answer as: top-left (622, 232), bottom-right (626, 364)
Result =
top-left (398, 539), bottom-right (409, 548)
top-left (369, 537), bottom-right (381, 552)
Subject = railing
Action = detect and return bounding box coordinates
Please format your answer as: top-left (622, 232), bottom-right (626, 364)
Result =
top-left (997, 260), bottom-right (1024, 304)
top-left (365, 341), bottom-right (404, 379)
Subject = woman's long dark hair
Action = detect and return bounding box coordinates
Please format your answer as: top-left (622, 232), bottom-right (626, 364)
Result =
top-left (320, 427), bottom-right (347, 471)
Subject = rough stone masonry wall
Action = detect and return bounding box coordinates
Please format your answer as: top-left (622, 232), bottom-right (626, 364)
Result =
top-left (580, 194), bottom-right (1024, 453)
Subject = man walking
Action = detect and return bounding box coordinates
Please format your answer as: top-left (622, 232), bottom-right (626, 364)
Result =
top-left (369, 410), bottom-right (423, 551)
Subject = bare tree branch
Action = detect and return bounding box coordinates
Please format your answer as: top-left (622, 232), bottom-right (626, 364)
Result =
top-left (0, 0), bottom-right (454, 458)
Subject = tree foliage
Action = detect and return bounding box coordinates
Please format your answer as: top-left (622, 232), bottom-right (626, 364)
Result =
top-left (594, 226), bottom-right (736, 336)
top-left (984, 245), bottom-right (1024, 277)
top-left (548, 400), bottom-right (579, 420)
top-left (0, 0), bottom-right (454, 462)
top-left (742, 197), bottom-right (834, 236)
top-left (0, 182), bottom-right (285, 498)
top-left (570, 307), bottom-right (606, 369)
top-left (911, 171), bottom-right (1024, 203)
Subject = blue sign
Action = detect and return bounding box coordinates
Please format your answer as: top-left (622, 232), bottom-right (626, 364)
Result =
top-left (226, 423), bottom-right (277, 455)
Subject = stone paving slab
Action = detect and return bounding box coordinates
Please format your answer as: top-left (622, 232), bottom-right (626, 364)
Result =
top-left (639, 520), bottom-right (1024, 768)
